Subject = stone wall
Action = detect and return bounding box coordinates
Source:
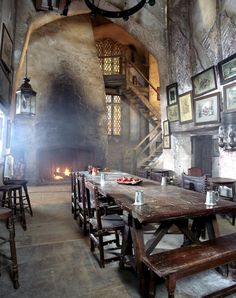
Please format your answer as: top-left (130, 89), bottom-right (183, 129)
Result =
top-left (12, 15), bottom-right (108, 184)
top-left (158, 0), bottom-right (236, 180)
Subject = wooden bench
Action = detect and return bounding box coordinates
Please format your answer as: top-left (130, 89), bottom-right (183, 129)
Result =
top-left (142, 233), bottom-right (236, 298)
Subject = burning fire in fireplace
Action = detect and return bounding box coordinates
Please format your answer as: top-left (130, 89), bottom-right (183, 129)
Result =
top-left (54, 167), bottom-right (71, 180)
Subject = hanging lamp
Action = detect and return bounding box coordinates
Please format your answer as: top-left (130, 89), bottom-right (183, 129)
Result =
top-left (16, 50), bottom-right (36, 115)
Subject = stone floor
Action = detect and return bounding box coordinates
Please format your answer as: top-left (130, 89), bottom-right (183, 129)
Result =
top-left (0, 184), bottom-right (236, 298)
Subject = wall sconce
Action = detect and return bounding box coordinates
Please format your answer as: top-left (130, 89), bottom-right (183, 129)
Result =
top-left (15, 51), bottom-right (36, 116)
top-left (218, 125), bottom-right (236, 150)
top-left (218, 111), bottom-right (236, 151)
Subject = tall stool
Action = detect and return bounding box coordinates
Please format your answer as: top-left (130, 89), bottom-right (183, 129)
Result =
top-left (0, 184), bottom-right (27, 230)
top-left (4, 179), bottom-right (33, 216)
top-left (3, 154), bottom-right (33, 217)
top-left (0, 207), bottom-right (19, 289)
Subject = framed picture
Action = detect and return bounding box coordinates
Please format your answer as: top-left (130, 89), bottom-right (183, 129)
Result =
top-left (223, 82), bottom-right (236, 112)
top-left (0, 63), bottom-right (11, 107)
top-left (167, 104), bottom-right (179, 122)
top-left (163, 135), bottom-right (171, 149)
top-left (178, 91), bottom-right (193, 124)
top-left (194, 92), bottom-right (220, 125)
top-left (191, 66), bottom-right (217, 97)
top-left (0, 23), bottom-right (13, 72)
top-left (218, 53), bottom-right (236, 84)
top-left (163, 120), bottom-right (170, 136)
top-left (166, 83), bottom-right (178, 105)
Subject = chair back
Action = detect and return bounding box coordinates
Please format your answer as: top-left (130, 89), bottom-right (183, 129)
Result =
top-left (85, 181), bottom-right (102, 230)
top-left (136, 169), bottom-right (149, 179)
top-left (150, 171), bottom-right (163, 182)
top-left (78, 173), bottom-right (86, 210)
top-left (182, 173), bottom-right (207, 194)
top-left (188, 167), bottom-right (203, 177)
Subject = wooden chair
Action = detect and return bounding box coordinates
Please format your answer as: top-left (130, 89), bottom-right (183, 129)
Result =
top-left (0, 207), bottom-right (19, 289)
top-left (182, 173), bottom-right (207, 194)
top-left (136, 169), bottom-right (149, 179)
top-left (150, 171), bottom-right (163, 182)
top-left (77, 173), bottom-right (89, 235)
top-left (187, 167), bottom-right (203, 177)
top-left (85, 180), bottom-right (125, 268)
top-left (182, 173), bottom-right (207, 239)
top-left (71, 170), bottom-right (78, 220)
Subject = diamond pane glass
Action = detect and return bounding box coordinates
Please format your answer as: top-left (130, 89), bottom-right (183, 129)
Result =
top-left (106, 105), bottom-right (112, 135)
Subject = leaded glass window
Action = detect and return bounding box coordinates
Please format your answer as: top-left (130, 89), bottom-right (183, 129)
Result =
top-left (105, 95), bottom-right (121, 136)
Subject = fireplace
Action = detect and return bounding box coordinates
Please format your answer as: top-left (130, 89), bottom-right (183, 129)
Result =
top-left (38, 148), bottom-right (94, 183)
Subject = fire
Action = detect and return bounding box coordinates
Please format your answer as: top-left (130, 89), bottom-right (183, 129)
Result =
top-left (53, 167), bottom-right (71, 180)
top-left (64, 168), bottom-right (70, 176)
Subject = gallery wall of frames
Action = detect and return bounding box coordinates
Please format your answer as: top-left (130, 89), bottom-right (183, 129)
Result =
top-left (163, 52), bottom-right (236, 149)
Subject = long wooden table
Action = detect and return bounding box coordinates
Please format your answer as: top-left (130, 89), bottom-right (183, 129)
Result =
top-left (84, 171), bottom-right (236, 291)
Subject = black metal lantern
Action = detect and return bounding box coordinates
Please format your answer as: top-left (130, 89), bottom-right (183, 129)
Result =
top-left (16, 51), bottom-right (36, 116)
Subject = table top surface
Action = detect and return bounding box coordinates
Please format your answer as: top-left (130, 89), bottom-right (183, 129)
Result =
top-left (209, 177), bottom-right (236, 184)
top-left (83, 171), bottom-right (236, 224)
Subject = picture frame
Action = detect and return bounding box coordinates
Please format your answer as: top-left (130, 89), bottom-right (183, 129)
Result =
top-left (163, 135), bottom-right (171, 149)
top-left (166, 83), bottom-right (178, 106)
top-left (223, 82), bottom-right (236, 112)
top-left (178, 91), bottom-right (193, 124)
top-left (0, 63), bottom-right (11, 107)
top-left (0, 23), bottom-right (13, 73)
top-left (191, 66), bottom-right (217, 97)
top-left (163, 120), bottom-right (170, 136)
top-left (218, 53), bottom-right (236, 85)
top-left (194, 92), bottom-right (220, 125)
top-left (167, 104), bottom-right (179, 122)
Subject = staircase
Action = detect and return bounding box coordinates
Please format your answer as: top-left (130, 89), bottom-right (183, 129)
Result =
top-left (122, 61), bottom-right (163, 173)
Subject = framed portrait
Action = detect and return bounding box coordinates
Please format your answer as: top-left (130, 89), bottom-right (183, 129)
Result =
top-left (166, 83), bottom-right (178, 106)
top-left (178, 91), bottom-right (193, 124)
top-left (0, 23), bottom-right (13, 73)
top-left (167, 104), bottom-right (179, 122)
top-left (191, 66), bottom-right (217, 97)
top-left (163, 120), bottom-right (170, 136)
top-left (0, 63), bottom-right (11, 107)
top-left (194, 92), bottom-right (220, 125)
top-left (163, 135), bottom-right (171, 149)
top-left (223, 82), bottom-right (236, 112)
top-left (218, 53), bottom-right (236, 84)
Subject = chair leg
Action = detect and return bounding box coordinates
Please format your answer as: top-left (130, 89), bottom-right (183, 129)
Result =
top-left (17, 188), bottom-right (27, 231)
top-left (115, 229), bottom-right (120, 247)
top-left (82, 211), bottom-right (87, 236)
top-left (98, 235), bottom-right (105, 268)
top-left (22, 184), bottom-right (33, 216)
top-left (8, 214), bottom-right (19, 289)
top-left (232, 213), bottom-right (235, 226)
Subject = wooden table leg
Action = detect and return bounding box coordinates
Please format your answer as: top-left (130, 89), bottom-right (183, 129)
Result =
top-left (130, 218), bottom-right (145, 294)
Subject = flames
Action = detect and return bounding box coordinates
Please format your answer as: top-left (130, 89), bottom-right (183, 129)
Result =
top-left (54, 167), bottom-right (71, 180)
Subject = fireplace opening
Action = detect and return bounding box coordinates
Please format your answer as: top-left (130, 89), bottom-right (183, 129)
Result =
top-left (38, 148), bottom-right (94, 183)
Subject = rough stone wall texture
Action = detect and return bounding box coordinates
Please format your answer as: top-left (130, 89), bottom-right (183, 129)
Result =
top-left (13, 15), bottom-right (108, 183)
top-left (157, 0), bottom-right (236, 179)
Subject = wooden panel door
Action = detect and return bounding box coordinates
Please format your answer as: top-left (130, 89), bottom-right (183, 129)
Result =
top-left (191, 135), bottom-right (212, 177)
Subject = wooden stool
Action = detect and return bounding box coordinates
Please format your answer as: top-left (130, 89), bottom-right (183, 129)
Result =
top-left (4, 179), bottom-right (33, 216)
top-left (0, 185), bottom-right (27, 230)
top-left (0, 207), bottom-right (19, 289)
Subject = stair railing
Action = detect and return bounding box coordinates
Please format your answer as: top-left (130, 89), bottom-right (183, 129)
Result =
top-left (131, 124), bottom-right (162, 173)
top-left (126, 61), bottom-right (160, 98)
